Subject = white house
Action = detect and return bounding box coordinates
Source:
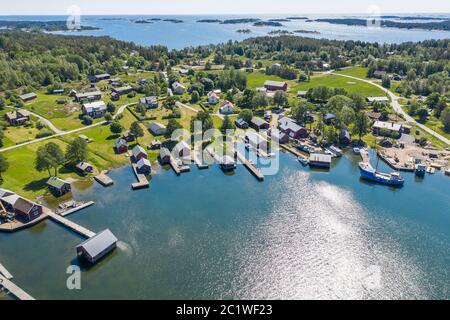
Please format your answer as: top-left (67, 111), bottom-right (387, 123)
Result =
top-left (172, 82), bottom-right (186, 95)
top-left (207, 91), bottom-right (220, 104)
top-left (219, 100), bottom-right (234, 115)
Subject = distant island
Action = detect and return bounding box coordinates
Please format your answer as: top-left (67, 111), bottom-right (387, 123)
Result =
top-left (0, 20), bottom-right (100, 32)
top-left (197, 19), bottom-right (222, 23)
top-left (253, 21), bottom-right (284, 27)
top-left (133, 20), bottom-right (153, 24)
top-left (236, 29), bottom-right (252, 34)
top-left (150, 18), bottom-right (162, 21)
top-left (163, 19), bottom-right (183, 23)
top-left (268, 19), bottom-right (291, 22)
top-left (381, 16), bottom-right (447, 21)
top-left (221, 18), bottom-right (261, 24)
top-left (313, 18), bottom-right (450, 31)
top-left (268, 30), bottom-right (293, 35)
top-left (286, 16), bottom-right (309, 20)
top-left (293, 29), bottom-right (320, 34)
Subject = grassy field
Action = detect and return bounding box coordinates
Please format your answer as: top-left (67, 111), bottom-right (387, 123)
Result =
top-left (247, 72), bottom-right (292, 89)
top-left (290, 74), bottom-right (387, 97)
top-left (335, 66), bottom-right (369, 79)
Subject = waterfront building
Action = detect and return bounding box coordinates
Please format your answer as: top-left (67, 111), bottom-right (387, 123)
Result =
top-left (278, 117), bottom-right (308, 139)
top-left (340, 129), bottom-right (351, 145)
top-left (173, 141), bottom-right (191, 158)
top-left (46, 177), bottom-right (72, 197)
top-left (270, 129), bottom-right (289, 144)
top-left (159, 148), bottom-right (172, 165)
top-left (245, 132), bottom-right (269, 152)
top-left (76, 229), bottom-right (118, 264)
top-left (309, 153), bottom-right (332, 168)
top-left (132, 145), bottom-right (147, 162)
top-left (137, 158), bottom-right (152, 175)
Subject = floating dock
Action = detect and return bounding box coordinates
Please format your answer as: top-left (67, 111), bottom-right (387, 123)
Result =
top-left (0, 263), bottom-right (13, 280)
top-left (0, 275), bottom-right (35, 300)
top-left (47, 211), bottom-right (96, 238)
top-left (192, 149), bottom-right (209, 169)
top-left (131, 163), bottom-right (150, 190)
top-left (236, 150), bottom-right (264, 181)
top-left (94, 171), bottom-right (114, 187)
top-left (169, 157), bottom-right (181, 176)
top-left (59, 201), bottom-right (95, 217)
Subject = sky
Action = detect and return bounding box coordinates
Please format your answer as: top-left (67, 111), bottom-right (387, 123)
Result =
top-left (0, 0), bottom-right (449, 15)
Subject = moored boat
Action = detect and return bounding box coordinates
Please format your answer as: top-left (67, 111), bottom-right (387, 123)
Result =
top-left (298, 157), bottom-right (309, 165)
top-left (359, 162), bottom-right (404, 186)
top-left (353, 147), bottom-right (360, 155)
top-left (426, 166), bottom-right (436, 174)
top-left (415, 164), bottom-right (426, 177)
top-left (329, 146), bottom-right (343, 157)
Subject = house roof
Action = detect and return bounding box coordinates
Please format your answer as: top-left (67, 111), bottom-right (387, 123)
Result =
top-left (373, 121), bottom-right (402, 132)
top-left (83, 101), bottom-right (107, 113)
top-left (159, 148), bottom-right (171, 158)
top-left (76, 229), bottom-right (117, 258)
top-left (13, 197), bottom-right (36, 214)
top-left (132, 145), bottom-right (146, 158)
top-left (264, 80), bottom-right (287, 88)
top-left (309, 153), bottom-right (332, 163)
top-left (76, 91), bottom-right (102, 99)
top-left (140, 96), bottom-right (157, 104)
top-left (1, 194), bottom-right (20, 206)
top-left (251, 117), bottom-right (267, 127)
top-left (367, 96), bottom-right (389, 103)
top-left (47, 176), bottom-right (70, 189)
top-left (279, 117), bottom-right (303, 133)
top-left (246, 132), bottom-right (267, 146)
top-left (115, 138), bottom-right (127, 148)
top-left (174, 140), bottom-right (190, 153)
top-left (19, 92), bottom-right (36, 100)
top-left (137, 158), bottom-right (151, 169)
top-left (76, 162), bottom-right (93, 171)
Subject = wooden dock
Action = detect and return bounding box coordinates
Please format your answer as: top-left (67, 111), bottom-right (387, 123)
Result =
top-left (280, 144), bottom-right (308, 160)
top-left (47, 211), bottom-right (96, 238)
top-left (169, 157), bottom-right (181, 176)
top-left (94, 171), bottom-right (114, 187)
top-left (0, 263), bottom-right (13, 280)
top-left (360, 149), bottom-right (370, 163)
top-left (192, 150), bottom-right (209, 169)
top-left (59, 201), bottom-right (95, 217)
top-left (0, 275), bottom-right (35, 300)
top-left (131, 164), bottom-right (150, 190)
top-left (236, 151), bottom-right (264, 181)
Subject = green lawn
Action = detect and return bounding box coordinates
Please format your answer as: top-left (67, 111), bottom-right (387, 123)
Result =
top-left (247, 71), bottom-right (292, 89)
top-left (290, 74), bottom-right (387, 97)
top-left (335, 66), bottom-right (369, 79)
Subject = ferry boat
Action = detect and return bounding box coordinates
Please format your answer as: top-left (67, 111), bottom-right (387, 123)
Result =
top-left (353, 147), bottom-right (361, 155)
top-left (415, 164), bottom-right (426, 177)
top-left (358, 162), bottom-right (404, 186)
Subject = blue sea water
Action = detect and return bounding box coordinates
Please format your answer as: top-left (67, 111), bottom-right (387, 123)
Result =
top-left (0, 151), bottom-right (449, 299)
top-left (0, 14), bottom-right (450, 49)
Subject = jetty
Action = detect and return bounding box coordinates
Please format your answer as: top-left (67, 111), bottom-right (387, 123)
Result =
top-left (0, 263), bottom-right (13, 280)
top-left (169, 156), bottom-right (190, 175)
top-left (377, 151), bottom-right (415, 172)
top-left (236, 150), bottom-right (264, 181)
top-left (59, 201), bottom-right (95, 217)
top-left (94, 171), bottom-right (114, 187)
top-left (47, 211), bottom-right (96, 238)
top-left (0, 275), bottom-right (35, 300)
top-left (131, 163), bottom-right (150, 190)
top-left (192, 149), bottom-right (209, 169)
top-left (280, 144), bottom-right (308, 160)
top-left (360, 149), bottom-right (370, 163)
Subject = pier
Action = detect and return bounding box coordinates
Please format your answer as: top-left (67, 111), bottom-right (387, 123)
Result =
top-left (47, 211), bottom-right (96, 238)
top-left (0, 263), bottom-right (13, 280)
top-left (59, 201), bottom-right (95, 217)
top-left (280, 144), bottom-right (308, 160)
top-left (94, 171), bottom-right (114, 187)
top-left (192, 149), bottom-right (209, 169)
top-left (377, 151), bottom-right (415, 172)
top-left (236, 150), bottom-right (264, 181)
top-left (0, 275), bottom-right (35, 300)
top-left (131, 164), bottom-right (150, 190)
top-left (360, 149), bottom-right (370, 163)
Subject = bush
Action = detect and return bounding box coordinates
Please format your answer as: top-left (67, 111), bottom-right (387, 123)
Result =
top-left (36, 128), bottom-right (53, 138)
top-left (82, 115), bottom-right (93, 125)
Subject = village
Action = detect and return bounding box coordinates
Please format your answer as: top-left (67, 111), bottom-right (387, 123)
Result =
top-left (1, 51), bottom-right (450, 299)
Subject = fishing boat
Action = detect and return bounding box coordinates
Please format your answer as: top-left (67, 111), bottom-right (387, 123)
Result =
top-left (415, 164), bottom-right (426, 177)
top-left (298, 157), bottom-right (309, 165)
top-left (353, 147), bottom-right (360, 155)
top-left (359, 162), bottom-right (405, 186)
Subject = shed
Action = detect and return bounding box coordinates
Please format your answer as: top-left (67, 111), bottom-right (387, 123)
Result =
top-left (159, 148), bottom-right (172, 165)
top-left (132, 145), bottom-right (147, 162)
top-left (115, 138), bottom-right (128, 154)
top-left (149, 122), bottom-right (167, 136)
top-left (76, 229), bottom-right (118, 264)
top-left (76, 162), bottom-right (94, 174)
top-left (136, 158), bottom-right (151, 175)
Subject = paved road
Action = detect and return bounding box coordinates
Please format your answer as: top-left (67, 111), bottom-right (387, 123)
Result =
top-left (0, 103), bottom-right (135, 153)
top-left (332, 72), bottom-right (450, 147)
top-left (5, 105), bottom-right (63, 134)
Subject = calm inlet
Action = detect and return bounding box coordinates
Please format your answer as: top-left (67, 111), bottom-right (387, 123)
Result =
top-left (0, 151), bottom-right (449, 299)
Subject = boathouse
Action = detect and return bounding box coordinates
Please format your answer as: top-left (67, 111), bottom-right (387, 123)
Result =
top-left (173, 141), bottom-right (191, 158)
top-left (132, 145), bottom-right (147, 162)
top-left (76, 229), bottom-right (118, 264)
top-left (47, 177), bottom-right (72, 197)
top-left (159, 148), bottom-right (171, 165)
top-left (115, 138), bottom-right (128, 154)
top-left (136, 158), bottom-right (151, 175)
